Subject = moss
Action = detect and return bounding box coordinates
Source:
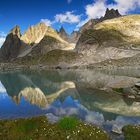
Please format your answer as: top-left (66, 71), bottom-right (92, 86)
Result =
top-left (58, 116), bottom-right (79, 130)
top-left (0, 116), bottom-right (110, 140)
top-left (112, 88), bottom-right (124, 93)
top-left (123, 125), bottom-right (140, 140)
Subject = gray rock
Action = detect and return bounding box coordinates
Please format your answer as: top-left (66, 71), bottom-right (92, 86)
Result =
top-left (123, 87), bottom-right (137, 95)
top-left (112, 124), bottom-right (122, 134)
top-left (46, 113), bottom-right (59, 123)
top-left (135, 82), bottom-right (140, 88)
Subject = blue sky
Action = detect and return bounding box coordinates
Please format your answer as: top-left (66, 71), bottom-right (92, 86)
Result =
top-left (0, 0), bottom-right (140, 46)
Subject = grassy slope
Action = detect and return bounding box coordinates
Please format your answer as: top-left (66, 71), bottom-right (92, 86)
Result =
top-left (77, 15), bottom-right (140, 48)
top-left (0, 116), bottom-right (110, 140)
top-left (123, 125), bottom-right (140, 140)
top-left (15, 49), bottom-right (79, 66)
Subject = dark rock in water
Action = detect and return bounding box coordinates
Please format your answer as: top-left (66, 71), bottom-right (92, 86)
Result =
top-left (122, 83), bottom-right (140, 100)
top-left (123, 87), bottom-right (137, 95)
top-left (55, 66), bottom-right (62, 69)
top-left (135, 82), bottom-right (140, 88)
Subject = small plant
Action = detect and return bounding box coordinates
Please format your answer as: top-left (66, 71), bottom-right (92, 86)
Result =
top-left (112, 88), bottom-right (123, 93)
top-left (123, 125), bottom-right (140, 140)
top-left (58, 116), bottom-right (79, 130)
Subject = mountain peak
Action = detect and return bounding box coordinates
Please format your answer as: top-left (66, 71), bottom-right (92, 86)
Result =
top-left (59, 26), bottom-right (67, 35)
top-left (9, 25), bottom-right (21, 38)
top-left (104, 8), bottom-right (121, 20)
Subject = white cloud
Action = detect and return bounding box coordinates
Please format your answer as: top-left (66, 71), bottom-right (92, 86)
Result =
top-left (85, 0), bottom-right (140, 19)
top-left (76, 0), bottom-right (140, 30)
top-left (55, 11), bottom-right (81, 24)
top-left (86, 0), bottom-right (106, 19)
top-left (0, 31), bottom-right (6, 47)
top-left (67, 0), bottom-right (72, 4)
top-left (109, 0), bottom-right (140, 15)
top-left (41, 19), bottom-right (52, 26)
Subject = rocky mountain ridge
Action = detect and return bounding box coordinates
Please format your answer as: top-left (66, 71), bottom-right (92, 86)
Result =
top-left (0, 8), bottom-right (140, 69)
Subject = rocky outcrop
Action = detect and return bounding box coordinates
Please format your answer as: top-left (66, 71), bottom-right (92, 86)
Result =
top-left (80, 19), bottom-right (98, 33)
top-left (101, 8), bottom-right (121, 21)
top-left (69, 31), bottom-right (80, 43)
top-left (21, 22), bottom-right (56, 45)
top-left (0, 26), bottom-right (22, 60)
top-left (75, 15), bottom-right (140, 65)
top-left (30, 35), bottom-right (69, 56)
top-left (58, 27), bottom-right (80, 44)
top-left (58, 26), bottom-right (68, 41)
top-left (79, 8), bottom-right (121, 33)
top-left (10, 25), bottom-right (21, 38)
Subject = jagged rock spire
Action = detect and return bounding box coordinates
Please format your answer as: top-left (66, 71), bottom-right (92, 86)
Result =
top-left (59, 26), bottom-right (67, 35)
top-left (104, 8), bottom-right (121, 20)
top-left (9, 25), bottom-right (21, 38)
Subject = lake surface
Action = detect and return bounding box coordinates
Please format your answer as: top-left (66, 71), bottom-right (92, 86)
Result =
top-left (0, 68), bottom-right (140, 139)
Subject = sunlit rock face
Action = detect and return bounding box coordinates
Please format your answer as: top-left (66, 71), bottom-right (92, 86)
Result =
top-left (21, 22), bottom-right (56, 44)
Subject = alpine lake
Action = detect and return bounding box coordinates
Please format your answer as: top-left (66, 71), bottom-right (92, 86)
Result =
top-left (0, 68), bottom-right (140, 140)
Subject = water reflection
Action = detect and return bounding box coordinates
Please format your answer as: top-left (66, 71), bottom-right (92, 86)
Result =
top-left (0, 69), bottom-right (140, 136)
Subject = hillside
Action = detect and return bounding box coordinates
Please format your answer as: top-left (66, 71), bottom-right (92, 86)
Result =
top-left (75, 14), bottom-right (140, 66)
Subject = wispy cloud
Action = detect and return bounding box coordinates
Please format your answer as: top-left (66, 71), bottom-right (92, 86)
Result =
top-left (55, 11), bottom-right (81, 24)
top-left (41, 19), bottom-right (52, 26)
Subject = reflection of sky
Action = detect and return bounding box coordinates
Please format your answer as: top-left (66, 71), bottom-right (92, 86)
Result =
top-left (0, 94), bottom-right (140, 136)
top-left (0, 81), bottom-right (6, 93)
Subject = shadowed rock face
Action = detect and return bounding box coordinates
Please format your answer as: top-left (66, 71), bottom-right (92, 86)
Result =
top-left (59, 26), bottom-right (68, 39)
top-left (0, 25), bottom-right (22, 60)
top-left (0, 34), bottom-right (21, 60)
top-left (103, 8), bottom-right (121, 20)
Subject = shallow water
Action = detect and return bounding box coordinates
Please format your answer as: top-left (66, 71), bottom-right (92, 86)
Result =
top-left (0, 69), bottom-right (140, 139)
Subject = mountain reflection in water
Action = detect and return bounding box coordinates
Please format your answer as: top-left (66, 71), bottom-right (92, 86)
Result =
top-left (0, 69), bottom-right (140, 135)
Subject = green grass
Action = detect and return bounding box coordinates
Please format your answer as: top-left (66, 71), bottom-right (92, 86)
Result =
top-left (0, 116), bottom-right (110, 140)
top-left (58, 116), bottom-right (79, 130)
top-left (123, 125), bottom-right (140, 140)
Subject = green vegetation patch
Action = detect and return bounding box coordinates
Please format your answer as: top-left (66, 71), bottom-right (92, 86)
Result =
top-left (58, 116), bottom-right (79, 130)
top-left (15, 49), bottom-right (79, 66)
top-left (112, 88), bottom-right (124, 93)
top-left (0, 116), bottom-right (110, 140)
top-left (123, 125), bottom-right (140, 140)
